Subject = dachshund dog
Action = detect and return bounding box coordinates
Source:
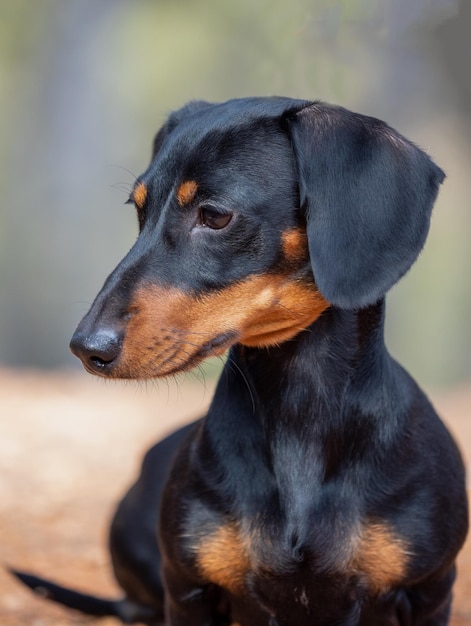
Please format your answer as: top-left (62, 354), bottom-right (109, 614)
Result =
top-left (13, 98), bottom-right (468, 625)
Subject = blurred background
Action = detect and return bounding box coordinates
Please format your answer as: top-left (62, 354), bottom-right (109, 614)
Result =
top-left (0, 0), bottom-right (470, 387)
top-left (2, 2), bottom-right (471, 625)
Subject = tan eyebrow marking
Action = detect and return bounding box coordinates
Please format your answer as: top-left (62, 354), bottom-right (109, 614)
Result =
top-left (177, 180), bottom-right (198, 206)
top-left (133, 182), bottom-right (147, 209)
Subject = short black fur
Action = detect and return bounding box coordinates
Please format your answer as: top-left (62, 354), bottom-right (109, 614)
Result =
top-left (12, 97), bottom-right (467, 626)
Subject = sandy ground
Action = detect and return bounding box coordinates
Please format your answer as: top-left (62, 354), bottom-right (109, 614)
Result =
top-left (0, 368), bottom-right (470, 625)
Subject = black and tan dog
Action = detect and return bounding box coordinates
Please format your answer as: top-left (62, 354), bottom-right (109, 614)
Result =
top-left (13, 98), bottom-right (468, 625)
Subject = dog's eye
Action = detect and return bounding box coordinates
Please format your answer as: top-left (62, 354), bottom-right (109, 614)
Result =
top-left (198, 207), bottom-right (232, 230)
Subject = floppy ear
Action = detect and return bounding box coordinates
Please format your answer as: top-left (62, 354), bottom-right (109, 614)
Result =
top-left (285, 103), bottom-right (445, 309)
top-left (151, 100), bottom-right (211, 159)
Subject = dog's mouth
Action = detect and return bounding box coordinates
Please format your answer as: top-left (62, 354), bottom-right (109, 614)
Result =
top-left (71, 275), bottom-right (329, 380)
top-left (73, 329), bottom-right (239, 380)
top-left (194, 331), bottom-right (238, 360)
top-left (142, 330), bottom-right (239, 379)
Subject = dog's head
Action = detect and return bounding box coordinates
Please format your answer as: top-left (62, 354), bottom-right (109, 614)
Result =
top-left (70, 97), bottom-right (444, 379)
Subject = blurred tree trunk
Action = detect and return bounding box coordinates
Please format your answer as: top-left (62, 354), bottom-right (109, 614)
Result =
top-left (0, 0), bottom-right (131, 367)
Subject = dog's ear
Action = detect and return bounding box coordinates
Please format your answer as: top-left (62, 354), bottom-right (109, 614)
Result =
top-left (151, 100), bottom-right (211, 159)
top-left (285, 103), bottom-right (445, 309)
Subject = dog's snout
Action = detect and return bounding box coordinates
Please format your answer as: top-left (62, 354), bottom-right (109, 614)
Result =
top-left (70, 327), bottom-right (121, 374)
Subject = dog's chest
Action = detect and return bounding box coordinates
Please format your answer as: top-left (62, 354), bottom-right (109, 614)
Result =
top-left (184, 504), bottom-right (409, 601)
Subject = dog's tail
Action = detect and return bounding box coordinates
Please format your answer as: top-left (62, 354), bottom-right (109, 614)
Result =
top-left (9, 568), bottom-right (161, 624)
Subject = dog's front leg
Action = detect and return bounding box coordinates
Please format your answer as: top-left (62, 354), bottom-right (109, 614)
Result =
top-left (163, 568), bottom-right (228, 626)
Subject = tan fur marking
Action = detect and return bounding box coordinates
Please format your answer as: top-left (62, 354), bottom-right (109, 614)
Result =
top-left (196, 524), bottom-right (250, 593)
top-left (351, 522), bottom-right (410, 593)
top-left (116, 275), bottom-right (329, 378)
top-left (281, 228), bottom-right (309, 265)
top-left (238, 278), bottom-right (329, 347)
top-left (133, 182), bottom-right (147, 209)
top-left (177, 180), bottom-right (198, 206)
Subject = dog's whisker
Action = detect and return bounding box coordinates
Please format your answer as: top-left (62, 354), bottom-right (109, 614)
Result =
top-left (106, 163), bottom-right (138, 182)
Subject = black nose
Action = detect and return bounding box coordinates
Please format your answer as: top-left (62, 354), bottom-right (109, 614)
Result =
top-left (70, 328), bottom-right (121, 374)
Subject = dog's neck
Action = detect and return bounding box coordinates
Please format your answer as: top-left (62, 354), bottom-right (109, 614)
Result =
top-left (202, 300), bottom-right (414, 522)
top-left (238, 299), bottom-right (401, 421)
top-left (208, 299), bottom-right (410, 472)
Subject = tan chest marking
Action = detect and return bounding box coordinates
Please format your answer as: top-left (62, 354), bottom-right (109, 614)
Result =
top-left (350, 522), bottom-right (410, 593)
top-left (195, 523), bottom-right (251, 594)
top-left (194, 520), bottom-right (407, 598)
